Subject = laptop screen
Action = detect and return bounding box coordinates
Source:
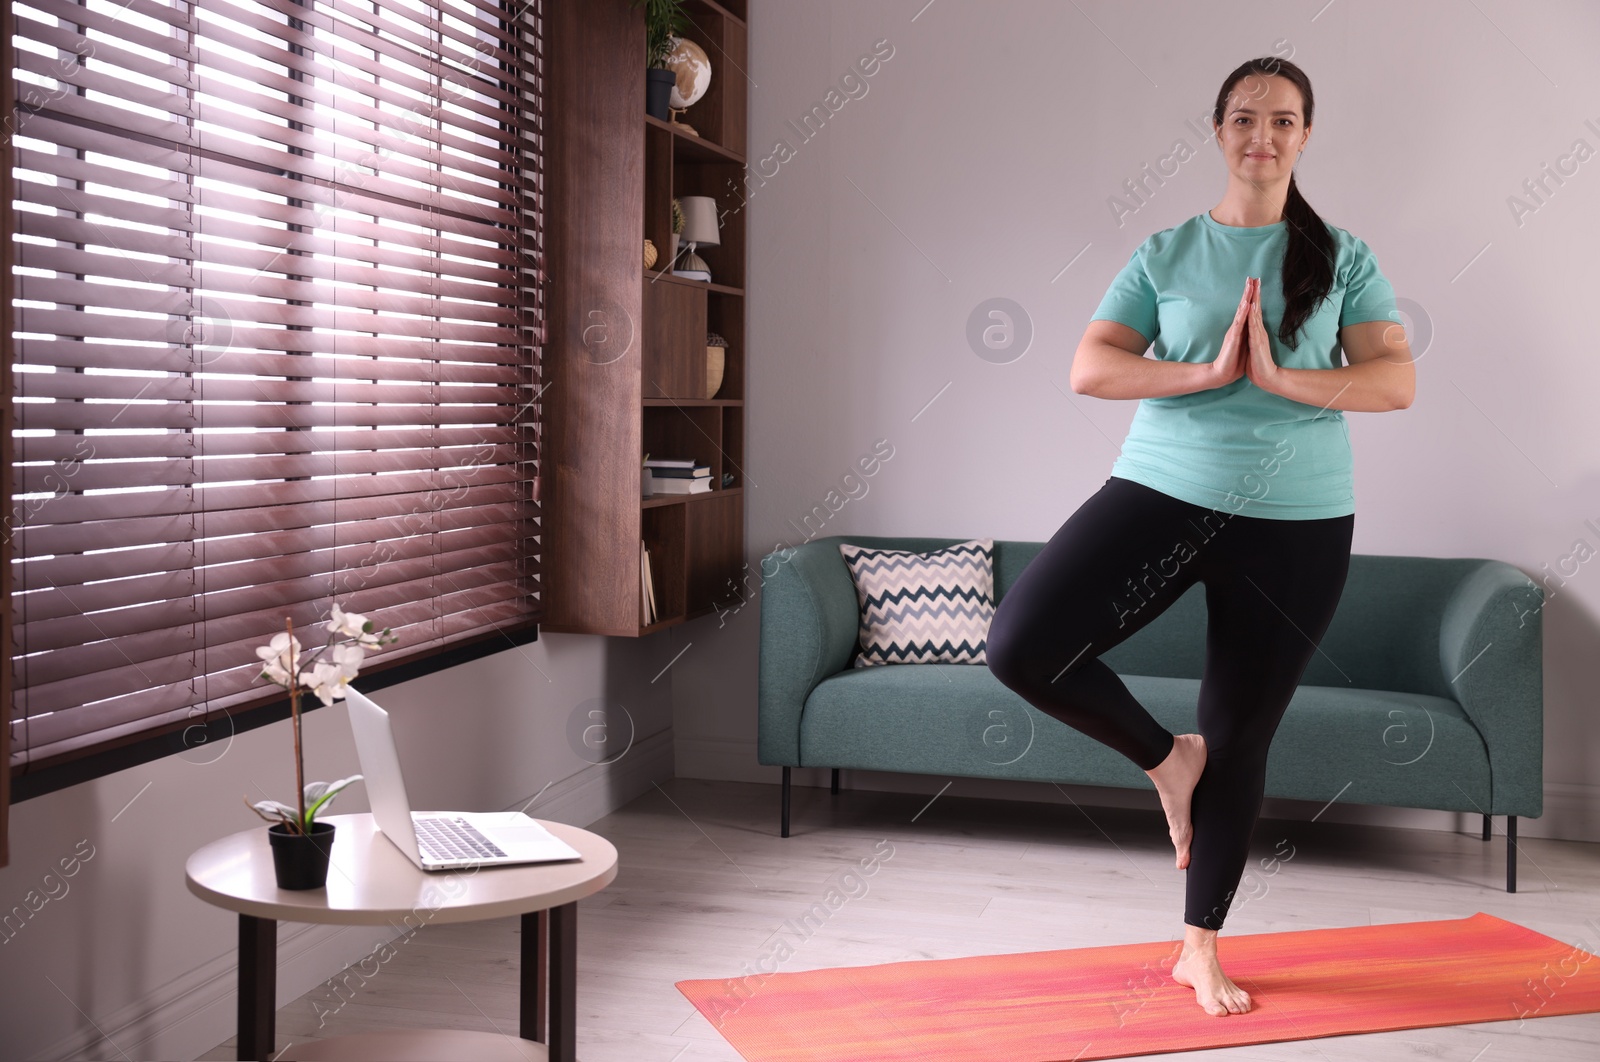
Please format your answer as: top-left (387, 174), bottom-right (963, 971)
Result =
top-left (343, 685), bottom-right (425, 865)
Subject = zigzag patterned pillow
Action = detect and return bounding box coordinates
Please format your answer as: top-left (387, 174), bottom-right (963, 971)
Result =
top-left (838, 539), bottom-right (996, 666)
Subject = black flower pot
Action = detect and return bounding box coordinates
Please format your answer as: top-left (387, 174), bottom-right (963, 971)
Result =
top-left (646, 67), bottom-right (676, 121)
top-left (267, 821), bottom-right (336, 890)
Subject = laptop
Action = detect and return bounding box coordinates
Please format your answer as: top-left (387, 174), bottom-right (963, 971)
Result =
top-left (344, 685), bottom-right (583, 871)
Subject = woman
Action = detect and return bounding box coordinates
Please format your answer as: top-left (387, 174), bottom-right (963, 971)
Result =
top-left (985, 57), bottom-right (1414, 1018)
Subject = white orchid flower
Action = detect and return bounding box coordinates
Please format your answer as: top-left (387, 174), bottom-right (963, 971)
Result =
top-left (325, 602), bottom-right (362, 638)
top-left (326, 603), bottom-right (380, 645)
top-left (308, 661), bottom-right (348, 706)
top-left (305, 643), bottom-right (366, 706)
top-left (330, 602), bottom-right (394, 648)
top-left (329, 642), bottom-right (365, 677)
top-left (255, 632), bottom-right (302, 688)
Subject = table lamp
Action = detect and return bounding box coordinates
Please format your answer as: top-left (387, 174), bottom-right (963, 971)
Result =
top-left (673, 195), bottom-right (720, 282)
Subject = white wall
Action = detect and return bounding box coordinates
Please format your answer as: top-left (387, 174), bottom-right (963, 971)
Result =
top-left (676, 0), bottom-right (1600, 841)
top-left (2, 631), bottom-right (680, 1061)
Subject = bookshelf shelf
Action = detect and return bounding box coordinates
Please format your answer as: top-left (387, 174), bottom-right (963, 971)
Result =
top-left (642, 486), bottom-right (745, 509)
top-left (645, 270), bottom-right (745, 296)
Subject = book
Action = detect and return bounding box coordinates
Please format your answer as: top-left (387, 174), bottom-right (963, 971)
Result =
top-left (640, 540), bottom-right (657, 624)
top-left (645, 546), bottom-right (657, 622)
top-left (651, 477), bottom-right (712, 494)
top-left (651, 467), bottom-right (710, 479)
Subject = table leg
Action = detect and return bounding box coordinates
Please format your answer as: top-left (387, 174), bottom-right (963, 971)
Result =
top-left (238, 914), bottom-right (276, 1061)
top-left (549, 902), bottom-right (577, 1062)
top-left (520, 908), bottom-right (547, 1041)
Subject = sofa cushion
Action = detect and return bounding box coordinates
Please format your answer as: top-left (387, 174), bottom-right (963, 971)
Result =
top-left (838, 538), bottom-right (996, 666)
top-left (1262, 683), bottom-right (1489, 813)
top-left (798, 667), bottom-right (1490, 813)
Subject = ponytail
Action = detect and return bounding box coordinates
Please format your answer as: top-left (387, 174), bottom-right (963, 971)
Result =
top-left (1277, 167), bottom-right (1336, 351)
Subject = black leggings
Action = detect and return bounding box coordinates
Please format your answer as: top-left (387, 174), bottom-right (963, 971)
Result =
top-left (985, 476), bottom-right (1354, 930)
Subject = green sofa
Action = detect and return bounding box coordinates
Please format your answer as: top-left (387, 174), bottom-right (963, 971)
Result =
top-left (757, 536), bottom-right (1545, 891)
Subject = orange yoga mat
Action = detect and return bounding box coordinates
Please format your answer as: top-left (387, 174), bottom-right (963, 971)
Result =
top-left (676, 912), bottom-right (1600, 1061)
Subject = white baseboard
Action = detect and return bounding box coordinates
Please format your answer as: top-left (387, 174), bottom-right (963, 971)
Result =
top-left (37, 728), bottom-right (675, 1062)
top-left (674, 735), bottom-right (1600, 844)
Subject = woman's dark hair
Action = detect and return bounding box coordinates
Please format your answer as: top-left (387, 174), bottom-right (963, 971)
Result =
top-left (1212, 57), bottom-right (1333, 351)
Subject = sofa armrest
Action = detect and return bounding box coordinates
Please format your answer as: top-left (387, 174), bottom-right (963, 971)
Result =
top-left (757, 539), bottom-right (862, 765)
top-left (1438, 560), bottom-right (1545, 818)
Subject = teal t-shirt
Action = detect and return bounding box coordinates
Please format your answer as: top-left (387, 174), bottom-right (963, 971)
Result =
top-left (1090, 210), bottom-right (1402, 519)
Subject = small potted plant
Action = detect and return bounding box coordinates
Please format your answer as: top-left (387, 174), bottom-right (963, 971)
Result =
top-left (631, 0), bottom-right (688, 121)
top-left (244, 604), bottom-right (398, 890)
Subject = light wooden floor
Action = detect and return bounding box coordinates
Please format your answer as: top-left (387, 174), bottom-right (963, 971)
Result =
top-left (201, 777), bottom-right (1600, 1061)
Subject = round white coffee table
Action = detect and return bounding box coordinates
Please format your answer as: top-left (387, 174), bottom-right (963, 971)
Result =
top-left (185, 812), bottom-right (618, 1060)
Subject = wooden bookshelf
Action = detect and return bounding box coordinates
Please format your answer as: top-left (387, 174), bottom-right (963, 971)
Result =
top-left (543, 0), bottom-right (750, 636)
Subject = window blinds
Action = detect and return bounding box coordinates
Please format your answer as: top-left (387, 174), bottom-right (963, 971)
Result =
top-left (5, 0), bottom-right (545, 772)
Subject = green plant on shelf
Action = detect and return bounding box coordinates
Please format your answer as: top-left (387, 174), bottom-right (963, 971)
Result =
top-left (630, 0), bottom-right (688, 70)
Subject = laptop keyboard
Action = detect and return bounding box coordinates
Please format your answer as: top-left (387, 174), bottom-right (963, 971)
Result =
top-left (414, 816), bottom-right (507, 862)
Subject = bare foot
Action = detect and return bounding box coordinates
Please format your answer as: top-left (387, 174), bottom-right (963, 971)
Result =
top-left (1145, 733), bottom-right (1207, 869)
top-left (1171, 939), bottom-right (1253, 1016)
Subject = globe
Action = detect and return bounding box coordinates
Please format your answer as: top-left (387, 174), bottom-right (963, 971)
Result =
top-left (664, 36), bottom-right (711, 110)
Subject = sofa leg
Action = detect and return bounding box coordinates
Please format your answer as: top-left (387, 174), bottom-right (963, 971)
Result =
top-left (1506, 815), bottom-right (1517, 893)
top-left (781, 766), bottom-right (791, 838)
top-left (831, 768), bottom-right (840, 795)
top-left (1482, 813), bottom-right (1491, 842)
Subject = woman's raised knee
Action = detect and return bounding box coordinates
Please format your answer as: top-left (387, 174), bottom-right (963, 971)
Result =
top-left (986, 605), bottom-right (1094, 692)
top-left (983, 605), bottom-right (1030, 689)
